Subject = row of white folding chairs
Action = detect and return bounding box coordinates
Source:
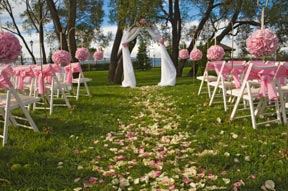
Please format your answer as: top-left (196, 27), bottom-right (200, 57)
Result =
top-left (0, 66), bottom-right (39, 146)
top-left (10, 63), bottom-right (92, 114)
top-left (198, 60), bottom-right (288, 129)
top-left (0, 63), bottom-right (92, 146)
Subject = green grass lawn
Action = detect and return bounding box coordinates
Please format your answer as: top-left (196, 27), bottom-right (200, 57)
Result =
top-left (0, 68), bottom-right (287, 191)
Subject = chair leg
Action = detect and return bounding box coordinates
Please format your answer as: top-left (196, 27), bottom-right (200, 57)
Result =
top-left (83, 81), bottom-right (91, 97)
top-left (11, 89), bottom-right (39, 132)
top-left (3, 91), bottom-right (12, 146)
top-left (198, 72), bottom-right (206, 96)
top-left (76, 80), bottom-right (81, 100)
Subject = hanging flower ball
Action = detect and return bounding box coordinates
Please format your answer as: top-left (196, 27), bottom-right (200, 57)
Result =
top-left (75, 48), bottom-right (89, 62)
top-left (179, 49), bottom-right (189, 59)
top-left (0, 31), bottom-right (22, 64)
top-left (207, 45), bottom-right (225, 61)
top-left (93, 51), bottom-right (103, 60)
top-left (52, 50), bottom-right (72, 67)
top-left (190, 49), bottom-right (203, 61)
top-left (246, 29), bottom-right (279, 57)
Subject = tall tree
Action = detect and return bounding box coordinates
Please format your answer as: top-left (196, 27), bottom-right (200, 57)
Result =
top-left (160, 0), bottom-right (183, 77)
top-left (46, 0), bottom-right (105, 61)
top-left (136, 34), bottom-right (151, 70)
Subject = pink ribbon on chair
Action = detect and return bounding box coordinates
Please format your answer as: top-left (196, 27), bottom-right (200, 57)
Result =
top-left (64, 63), bottom-right (82, 84)
top-left (231, 68), bottom-right (243, 88)
top-left (33, 65), bottom-right (55, 95)
top-left (14, 67), bottom-right (35, 90)
top-left (258, 73), bottom-right (277, 100)
top-left (0, 70), bottom-right (13, 90)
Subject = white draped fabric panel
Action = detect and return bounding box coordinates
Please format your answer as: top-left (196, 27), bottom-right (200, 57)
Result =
top-left (147, 27), bottom-right (176, 86)
top-left (121, 26), bottom-right (176, 87)
top-left (121, 27), bottom-right (141, 88)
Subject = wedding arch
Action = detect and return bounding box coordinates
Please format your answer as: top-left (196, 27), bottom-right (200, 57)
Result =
top-left (121, 23), bottom-right (176, 88)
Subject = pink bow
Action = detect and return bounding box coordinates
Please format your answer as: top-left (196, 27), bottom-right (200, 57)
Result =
top-left (0, 70), bottom-right (13, 90)
top-left (14, 67), bottom-right (35, 90)
top-left (64, 63), bottom-right (82, 84)
top-left (33, 65), bottom-right (55, 95)
top-left (231, 68), bottom-right (243, 88)
top-left (258, 73), bottom-right (277, 100)
top-left (122, 42), bottom-right (128, 47)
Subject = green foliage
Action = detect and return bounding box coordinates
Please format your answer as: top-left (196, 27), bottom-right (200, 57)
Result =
top-left (108, 0), bottom-right (162, 27)
top-left (135, 35), bottom-right (151, 70)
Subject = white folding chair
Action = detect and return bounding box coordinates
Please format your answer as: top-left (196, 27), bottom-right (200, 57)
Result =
top-left (209, 60), bottom-right (247, 111)
top-left (64, 62), bottom-right (91, 100)
top-left (0, 68), bottom-right (39, 146)
top-left (229, 60), bottom-right (281, 129)
top-left (273, 61), bottom-right (288, 125)
top-left (32, 64), bottom-right (71, 115)
top-left (197, 61), bottom-right (218, 98)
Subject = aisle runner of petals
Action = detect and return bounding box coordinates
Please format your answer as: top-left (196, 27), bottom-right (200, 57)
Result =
top-left (72, 86), bottom-right (250, 191)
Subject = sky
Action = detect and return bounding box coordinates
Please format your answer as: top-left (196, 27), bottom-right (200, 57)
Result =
top-left (0, 1), bottom-right (239, 62)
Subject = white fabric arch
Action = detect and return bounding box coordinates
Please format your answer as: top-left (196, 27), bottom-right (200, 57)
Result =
top-left (121, 26), bottom-right (176, 88)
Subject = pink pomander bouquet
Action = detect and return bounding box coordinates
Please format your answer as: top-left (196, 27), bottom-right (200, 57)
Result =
top-left (190, 49), bottom-right (203, 61)
top-left (93, 51), bottom-right (103, 60)
top-left (207, 45), bottom-right (225, 61)
top-left (75, 48), bottom-right (89, 61)
top-left (0, 32), bottom-right (22, 64)
top-left (136, 19), bottom-right (148, 27)
top-left (52, 50), bottom-right (72, 67)
top-left (246, 29), bottom-right (279, 57)
top-left (179, 49), bottom-right (189, 59)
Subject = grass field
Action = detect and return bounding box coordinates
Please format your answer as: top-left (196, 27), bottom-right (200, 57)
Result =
top-left (0, 68), bottom-right (287, 191)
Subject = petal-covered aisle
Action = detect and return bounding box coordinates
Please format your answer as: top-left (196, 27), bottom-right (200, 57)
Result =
top-left (74, 86), bottom-right (231, 191)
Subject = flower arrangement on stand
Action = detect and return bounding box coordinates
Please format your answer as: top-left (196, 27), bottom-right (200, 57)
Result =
top-left (52, 50), bottom-right (72, 67)
top-left (92, 49), bottom-right (104, 71)
top-left (75, 48), bottom-right (89, 62)
top-left (179, 49), bottom-right (189, 60)
top-left (246, 29), bottom-right (279, 57)
top-left (0, 31), bottom-right (22, 64)
top-left (190, 48), bottom-right (203, 77)
top-left (93, 50), bottom-right (104, 61)
top-left (207, 45), bottom-right (225, 61)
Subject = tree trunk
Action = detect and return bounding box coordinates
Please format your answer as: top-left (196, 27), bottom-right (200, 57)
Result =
top-left (39, 4), bottom-right (47, 64)
top-left (170, 0), bottom-right (182, 77)
top-left (108, 25), bottom-right (123, 83)
top-left (67, 0), bottom-right (77, 61)
top-left (114, 55), bottom-right (123, 84)
top-left (187, 0), bottom-right (215, 52)
top-left (215, 0), bottom-right (242, 43)
top-left (46, 0), bottom-right (68, 51)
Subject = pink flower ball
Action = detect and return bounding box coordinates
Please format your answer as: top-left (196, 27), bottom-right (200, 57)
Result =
top-left (246, 29), bottom-right (279, 57)
top-left (190, 48), bottom-right (203, 61)
top-left (207, 45), bottom-right (225, 61)
top-left (52, 50), bottom-right (72, 67)
top-left (179, 49), bottom-right (189, 59)
top-left (75, 48), bottom-right (89, 61)
top-left (93, 51), bottom-right (103, 60)
top-left (139, 19), bottom-right (147, 25)
top-left (0, 32), bottom-right (22, 64)
top-left (159, 38), bottom-right (164, 44)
